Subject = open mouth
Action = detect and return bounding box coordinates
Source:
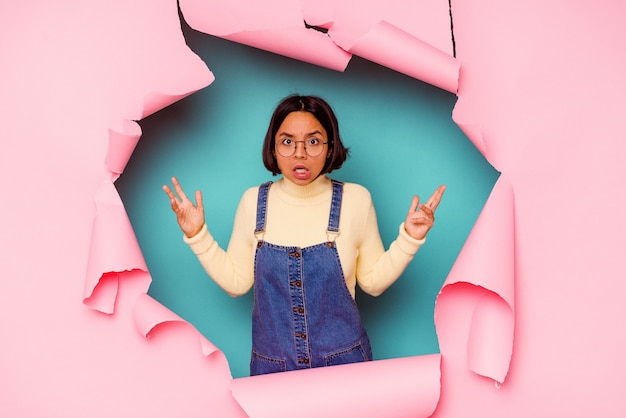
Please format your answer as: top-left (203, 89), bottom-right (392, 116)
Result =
top-left (293, 166), bottom-right (310, 179)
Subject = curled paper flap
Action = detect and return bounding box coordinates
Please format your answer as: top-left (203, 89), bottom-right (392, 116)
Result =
top-left (345, 20), bottom-right (459, 93)
top-left (435, 175), bottom-right (515, 383)
top-left (105, 120), bottom-right (142, 177)
top-left (109, 71), bottom-right (214, 129)
top-left (179, 0), bottom-right (351, 71)
top-left (231, 354), bottom-right (441, 418)
top-left (467, 290), bottom-right (514, 383)
top-left (226, 28), bottom-right (352, 72)
top-left (101, 0), bottom-right (215, 129)
top-left (302, 0), bottom-right (454, 56)
top-left (134, 293), bottom-right (220, 358)
top-left (84, 180), bottom-right (149, 313)
top-left (451, 116), bottom-right (488, 159)
top-left (140, 86), bottom-right (212, 120)
top-left (181, 0), bottom-right (457, 90)
top-left (444, 175), bottom-right (514, 305)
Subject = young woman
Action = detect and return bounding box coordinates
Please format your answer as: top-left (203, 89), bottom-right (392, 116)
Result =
top-left (163, 95), bottom-right (445, 376)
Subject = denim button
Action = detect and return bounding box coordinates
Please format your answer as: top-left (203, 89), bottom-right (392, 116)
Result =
top-left (257, 241), bottom-right (263, 248)
top-left (298, 358), bottom-right (310, 364)
top-left (291, 280), bottom-right (302, 287)
top-left (326, 242), bottom-right (334, 248)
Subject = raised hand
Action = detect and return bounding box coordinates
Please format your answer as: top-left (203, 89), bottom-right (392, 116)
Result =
top-left (162, 176), bottom-right (205, 238)
top-left (404, 184), bottom-right (446, 241)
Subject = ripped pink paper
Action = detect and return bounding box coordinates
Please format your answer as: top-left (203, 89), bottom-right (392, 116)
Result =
top-left (105, 121), bottom-right (142, 179)
top-left (345, 20), bottom-right (459, 93)
top-left (232, 355), bottom-right (441, 418)
top-left (84, 180), bottom-right (149, 313)
top-left (4, 0), bottom-right (626, 416)
top-left (178, 0), bottom-right (352, 71)
top-left (134, 292), bottom-right (221, 360)
top-left (301, 0), bottom-right (454, 55)
top-left (179, 0), bottom-right (458, 92)
top-left (435, 176), bottom-right (515, 384)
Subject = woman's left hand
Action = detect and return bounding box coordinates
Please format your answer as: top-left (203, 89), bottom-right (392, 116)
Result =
top-left (404, 185), bottom-right (446, 241)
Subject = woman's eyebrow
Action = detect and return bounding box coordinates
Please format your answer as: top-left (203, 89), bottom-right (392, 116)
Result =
top-left (277, 130), bottom-right (323, 137)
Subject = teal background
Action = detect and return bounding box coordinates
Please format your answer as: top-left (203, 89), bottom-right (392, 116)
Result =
top-left (115, 22), bottom-right (499, 378)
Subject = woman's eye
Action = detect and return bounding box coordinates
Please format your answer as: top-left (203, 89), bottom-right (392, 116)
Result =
top-left (308, 138), bottom-right (320, 145)
top-left (282, 138), bottom-right (293, 145)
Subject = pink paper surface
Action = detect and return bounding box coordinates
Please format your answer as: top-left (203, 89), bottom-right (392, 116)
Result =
top-left (435, 176), bottom-right (515, 384)
top-left (134, 292), bottom-right (221, 359)
top-left (105, 121), bottom-right (143, 179)
top-left (232, 355), bottom-right (441, 418)
top-left (2, 0), bottom-right (626, 417)
top-left (432, 1), bottom-right (626, 416)
top-left (301, 0), bottom-right (453, 55)
top-left (83, 180), bottom-right (149, 313)
top-left (346, 20), bottom-right (459, 93)
top-left (179, 0), bottom-right (457, 90)
top-left (178, 0), bottom-right (352, 71)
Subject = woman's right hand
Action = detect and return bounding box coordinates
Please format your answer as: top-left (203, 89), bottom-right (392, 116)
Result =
top-left (163, 176), bottom-right (205, 238)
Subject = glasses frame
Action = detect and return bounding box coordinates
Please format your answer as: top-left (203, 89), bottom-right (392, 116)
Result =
top-left (274, 139), bottom-right (329, 158)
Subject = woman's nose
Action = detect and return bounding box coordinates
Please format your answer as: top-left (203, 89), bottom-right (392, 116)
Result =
top-left (294, 141), bottom-right (307, 158)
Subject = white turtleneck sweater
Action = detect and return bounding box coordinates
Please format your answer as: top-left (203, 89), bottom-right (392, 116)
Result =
top-left (184, 175), bottom-right (425, 298)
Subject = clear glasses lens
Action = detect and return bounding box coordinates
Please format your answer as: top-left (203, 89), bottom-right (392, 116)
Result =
top-left (276, 139), bottom-right (326, 157)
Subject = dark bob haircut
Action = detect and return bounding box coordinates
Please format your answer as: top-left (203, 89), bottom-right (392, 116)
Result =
top-left (262, 95), bottom-right (349, 175)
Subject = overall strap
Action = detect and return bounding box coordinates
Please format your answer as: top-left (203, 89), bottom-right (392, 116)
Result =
top-left (254, 181), bottom-right (272, 239)
top-left (327, 180), bottom-right (344, 242)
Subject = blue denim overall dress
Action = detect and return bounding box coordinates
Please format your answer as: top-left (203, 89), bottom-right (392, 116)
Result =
top-left (250, 179), bottom-right (372, 376)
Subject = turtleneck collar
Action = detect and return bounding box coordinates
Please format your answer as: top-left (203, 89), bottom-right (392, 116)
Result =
top-left (274, 175), bottom-right (332, 204)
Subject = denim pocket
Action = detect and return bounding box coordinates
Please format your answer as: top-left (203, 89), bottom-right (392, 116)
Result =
top-left (324, 342), bottom-right (371, 367)
top-left (250, 351), bottom-right (287, 376)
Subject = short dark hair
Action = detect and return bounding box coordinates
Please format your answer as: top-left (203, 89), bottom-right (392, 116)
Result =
top-left (262, 95), bottom-right (349, 175)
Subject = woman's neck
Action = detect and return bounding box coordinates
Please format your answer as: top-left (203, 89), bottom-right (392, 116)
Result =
top-left (275, 175), bottom-right (331, 203)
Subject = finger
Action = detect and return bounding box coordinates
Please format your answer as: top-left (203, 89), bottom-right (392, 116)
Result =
top-left (162, 184), bottom-right (177, 202)
top-left (425, 185), bottom-right (446, 211)
top-left (195, 190), bottom-right (203, 210)
top-left (171, 199), bottom-right (181, 214)
top-left (407, 195), bottom-right (420, 216)
top-left (171, 176), bottom-right (189, 201)
top-left (412, 211), bottom-right (434, 228)
top-left (408, 215), bottom-right (433, 231)
top-left (418, 204), bottom-right (434, 219)
top-left (166, 193), bottom-right (181, 214)
top-left (408, 208), bottom-right (433, 227)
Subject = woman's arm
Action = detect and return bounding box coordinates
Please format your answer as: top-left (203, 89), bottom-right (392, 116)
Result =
top-left (164, 178), bottom-right (256, 297)
top-left (183, 188), bottom-right (257, 297)
top-left (355, 185), bottom-right (445, 296)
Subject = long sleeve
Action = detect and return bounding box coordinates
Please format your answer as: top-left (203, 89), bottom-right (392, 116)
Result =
top-left (183, 187), bottom-right (258, 297)
top-left (341, 184), bottom-right (425, 297)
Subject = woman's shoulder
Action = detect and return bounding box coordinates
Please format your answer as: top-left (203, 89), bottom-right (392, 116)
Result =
top-left (337, 180), bottom-right (373, 204)
top-left (237, 183), bottom-right (262, 207)
top-left (239, 180), bottom-right (278, 203)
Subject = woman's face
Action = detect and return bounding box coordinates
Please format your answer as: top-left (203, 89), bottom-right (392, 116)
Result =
top-left (274, 111), bottom-right (330, 186)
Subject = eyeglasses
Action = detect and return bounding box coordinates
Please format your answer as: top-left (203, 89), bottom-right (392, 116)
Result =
top-left (275, 138), bottom-right (328, 158)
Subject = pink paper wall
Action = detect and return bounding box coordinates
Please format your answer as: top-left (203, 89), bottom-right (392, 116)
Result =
top-left (1, 0), bottom-right (625, 416)
top-left (436, 2), bottom-right (626, 416)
